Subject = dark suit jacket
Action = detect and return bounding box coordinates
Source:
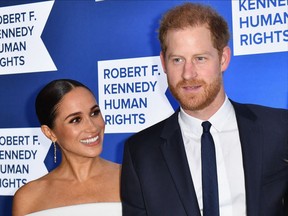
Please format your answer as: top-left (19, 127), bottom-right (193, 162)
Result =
top-left (121, 101), bottom-right (288, 216)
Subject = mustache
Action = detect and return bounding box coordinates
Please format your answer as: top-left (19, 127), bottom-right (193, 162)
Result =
top-left (176, 79), bottom-right (206, 87)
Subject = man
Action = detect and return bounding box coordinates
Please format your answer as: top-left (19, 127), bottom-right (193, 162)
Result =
top-left (121, 3), bottom-right (288, 216)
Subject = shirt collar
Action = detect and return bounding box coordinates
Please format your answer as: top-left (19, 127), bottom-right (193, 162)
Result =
top-left (179, 96), bottom-right (235, 135)
top-left (209, 96), bottom-right (235, 132)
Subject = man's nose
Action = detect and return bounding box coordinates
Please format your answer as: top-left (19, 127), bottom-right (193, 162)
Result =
top-left (182, 62), bottom-right (197, 80)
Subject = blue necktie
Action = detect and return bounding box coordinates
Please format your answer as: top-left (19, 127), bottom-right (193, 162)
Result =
top-left (201, 121), bottom-right (219, 216)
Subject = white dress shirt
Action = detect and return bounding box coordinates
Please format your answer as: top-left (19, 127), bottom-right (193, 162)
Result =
top-left (178, 96), bottom-right (246, 216)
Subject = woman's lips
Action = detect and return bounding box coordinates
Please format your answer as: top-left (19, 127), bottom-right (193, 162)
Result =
top-left (80, 136), bottom-right (99, 144)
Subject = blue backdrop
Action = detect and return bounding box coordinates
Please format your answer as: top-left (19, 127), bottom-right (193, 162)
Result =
top-left (0, 0), bottom-right (287, 215)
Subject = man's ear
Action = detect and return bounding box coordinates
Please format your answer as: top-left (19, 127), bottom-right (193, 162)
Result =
top-left (220, 46), bottom-right (231, 72)
top-left (160, 51), bottom-right (167, 74)
top-left (41, 125), bottom-right (57, 142)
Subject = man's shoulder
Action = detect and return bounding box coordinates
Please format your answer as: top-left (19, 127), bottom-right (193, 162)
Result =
top-left (126, 110), bottom-right (179, 145)
top-left (231, 100), bottom-right (288, 122)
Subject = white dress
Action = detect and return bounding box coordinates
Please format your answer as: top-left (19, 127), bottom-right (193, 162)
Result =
top-left (25, 202), bottom-right (122, 216)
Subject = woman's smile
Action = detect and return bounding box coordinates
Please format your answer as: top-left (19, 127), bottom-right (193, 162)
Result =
top-left (80, 135), bottom-right (100, 145)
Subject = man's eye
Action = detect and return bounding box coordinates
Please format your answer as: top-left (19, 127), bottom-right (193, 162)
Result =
top-left (195, 56), bottom-right (206, 62)
top-left (173, 58), bottom-right (184, 64)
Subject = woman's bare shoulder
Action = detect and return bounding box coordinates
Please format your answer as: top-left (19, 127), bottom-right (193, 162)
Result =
top-left (15, 176), bottom-right (45, 197)
top-left (12, 174), bottom-right (52, 216)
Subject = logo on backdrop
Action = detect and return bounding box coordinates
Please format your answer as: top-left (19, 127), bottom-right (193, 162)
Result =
top-left (98, 56), bottom-right (174, 133)
top-left (232, 0), bottom-right (288, 55)
top-left (0, 128), bottom-right (51, 195)
top-left (0, 0), bottom-right (56, 75)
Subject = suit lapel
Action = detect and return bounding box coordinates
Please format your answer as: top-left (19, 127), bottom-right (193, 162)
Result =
top-left (160, 111), bottom-right (201, 216)
top-left (233, 101), bottom-right (263, 216)
top-left (160, 102), bottom-right (263, 215)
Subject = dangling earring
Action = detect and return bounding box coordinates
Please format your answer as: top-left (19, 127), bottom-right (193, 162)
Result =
top-left (53, 142), bottom-right (57, 163)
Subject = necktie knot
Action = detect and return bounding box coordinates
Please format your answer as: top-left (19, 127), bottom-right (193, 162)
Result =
top-left (202, 121), bottom-right (212, 133)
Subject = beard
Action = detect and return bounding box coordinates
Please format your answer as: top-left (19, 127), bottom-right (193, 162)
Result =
top-left (168, 74), bottom-right (223, 111)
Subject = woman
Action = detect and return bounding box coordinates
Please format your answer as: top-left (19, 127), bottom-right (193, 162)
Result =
top-left (12, 79), bottom-right (121, 216)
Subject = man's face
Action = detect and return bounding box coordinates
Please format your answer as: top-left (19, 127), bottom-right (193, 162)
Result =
top-left (160, 25), bottom-right (230, 117)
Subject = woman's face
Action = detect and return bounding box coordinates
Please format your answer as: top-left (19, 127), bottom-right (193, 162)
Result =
top-left (50, 87), bottom-right (105, 160)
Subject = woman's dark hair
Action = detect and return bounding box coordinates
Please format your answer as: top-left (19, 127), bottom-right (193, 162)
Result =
top-left (35, 79), bottom-right (92, 128)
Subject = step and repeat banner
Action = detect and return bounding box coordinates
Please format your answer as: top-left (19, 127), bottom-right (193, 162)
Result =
top-left (0, 0), bottom-right (287, 215)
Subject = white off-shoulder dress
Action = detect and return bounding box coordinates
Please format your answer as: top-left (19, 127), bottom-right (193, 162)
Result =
top-left (25, 202), bottom-right (122, 216)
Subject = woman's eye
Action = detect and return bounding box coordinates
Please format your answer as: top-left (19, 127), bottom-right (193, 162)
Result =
top-left (70, 117), bottom-right (81, 124)
top-left (91, 109), bottom-right (100, 117)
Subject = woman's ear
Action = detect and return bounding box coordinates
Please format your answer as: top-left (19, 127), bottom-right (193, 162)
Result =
top-left (41, 125), bottom-right (57, 142)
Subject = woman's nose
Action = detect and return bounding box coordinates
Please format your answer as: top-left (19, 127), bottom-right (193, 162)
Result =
top-left (84, 117), bottom-right (98, 132)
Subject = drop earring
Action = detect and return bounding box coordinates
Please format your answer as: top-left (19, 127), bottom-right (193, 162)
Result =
top-left (53, 142), bottom-right (57, 163)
